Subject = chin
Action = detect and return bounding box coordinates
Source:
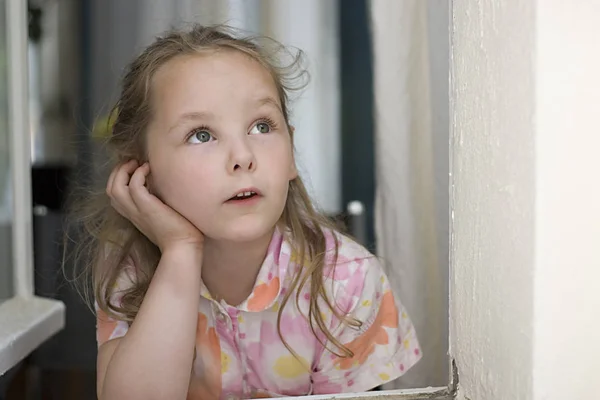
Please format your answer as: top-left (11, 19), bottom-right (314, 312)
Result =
top-left (209, 217), bottom-right (276, 243)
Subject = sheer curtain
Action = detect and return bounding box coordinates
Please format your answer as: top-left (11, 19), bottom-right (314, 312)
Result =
top-left (370, 0), bottom-right (450, 389)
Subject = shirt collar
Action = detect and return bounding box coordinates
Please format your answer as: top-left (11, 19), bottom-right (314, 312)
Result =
top-left (199, 227), bottom-right (293, 312)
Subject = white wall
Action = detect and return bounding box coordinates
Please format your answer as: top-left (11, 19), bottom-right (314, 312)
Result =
top-left (450, 0), bottom-right (536, 398)
top-left (533, 2), bottom-right (600, 399)
top-left (451, 1), bottom-right (600, 399)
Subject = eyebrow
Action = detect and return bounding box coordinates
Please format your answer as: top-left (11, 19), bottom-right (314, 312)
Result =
top-left (168, 111), bottom-right (213, 133)
top-left (257, 96), bottom-right (283, 113)
top-left (168, 96), bottom-right (283, 133)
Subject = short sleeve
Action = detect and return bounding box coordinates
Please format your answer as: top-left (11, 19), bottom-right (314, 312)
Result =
top-left (95, 260), bottom-right (137, 347)
top-left (311, 255), bottom-right (422, 394)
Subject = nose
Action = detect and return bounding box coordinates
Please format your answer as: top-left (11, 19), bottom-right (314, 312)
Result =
top-left (228, 137), bottom-right (256, 174)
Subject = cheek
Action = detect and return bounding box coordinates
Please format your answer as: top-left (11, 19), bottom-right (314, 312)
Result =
top-left (149, 155), bottom-right (216, 206)
top-left (257, 136), bottom-right (295, 173)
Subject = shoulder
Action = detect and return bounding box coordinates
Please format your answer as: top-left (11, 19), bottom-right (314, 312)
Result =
top-left (325, 230), bottom-right (375, 262)
top-left (323, 229), bottom-right (382, 274)
top-left (321, 229), bottom-right (387, 306)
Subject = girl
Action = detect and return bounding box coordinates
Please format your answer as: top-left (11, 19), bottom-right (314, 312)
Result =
top-left (75, 25), bottom-right (421, 400)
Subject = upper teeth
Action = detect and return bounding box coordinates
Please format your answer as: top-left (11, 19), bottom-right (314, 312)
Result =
top-left (236, 191), bottom-right (255, 198)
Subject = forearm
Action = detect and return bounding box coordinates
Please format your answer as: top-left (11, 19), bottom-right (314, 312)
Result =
top-left (100, 245), bottom-right (202, 400)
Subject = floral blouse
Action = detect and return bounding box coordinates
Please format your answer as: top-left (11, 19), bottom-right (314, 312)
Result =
top-left (96, 228), bottom-right (421, 399)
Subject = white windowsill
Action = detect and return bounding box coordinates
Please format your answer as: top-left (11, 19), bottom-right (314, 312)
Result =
top-left (276, 387), bottom-right (450, 400)
top-left (0, 296), bottom-right (65, 375)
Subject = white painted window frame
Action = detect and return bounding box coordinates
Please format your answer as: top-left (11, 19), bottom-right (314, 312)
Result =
top-left (0, 0), bottom-right (64, 376)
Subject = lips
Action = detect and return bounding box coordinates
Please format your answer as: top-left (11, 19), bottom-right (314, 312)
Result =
top-left (227, 187), bottom-right (262, 201)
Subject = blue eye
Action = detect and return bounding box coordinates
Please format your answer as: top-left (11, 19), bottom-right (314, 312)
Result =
top-left (249, 122), bottom-right (271, 135)
top-left (188, 129), bottom-right (213, 144)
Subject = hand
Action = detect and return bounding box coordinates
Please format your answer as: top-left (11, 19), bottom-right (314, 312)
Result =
top-left (106, 160), bottom-right (204, 253)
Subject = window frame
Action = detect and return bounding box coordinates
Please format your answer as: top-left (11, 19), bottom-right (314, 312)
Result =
top-left (0, 0), bottom-right (64, 377)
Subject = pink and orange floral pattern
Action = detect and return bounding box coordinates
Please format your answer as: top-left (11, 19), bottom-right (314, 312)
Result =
top-left (96, 228), bottom-right (421, 399)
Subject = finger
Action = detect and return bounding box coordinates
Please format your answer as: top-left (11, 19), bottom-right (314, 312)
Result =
top-left (129, 162), bottom-right (149, 189)
top-left (107, 160), bottom-right (136, 197)
top-left (114, 160), bottom-right (139, 190)
top-left (111, 161), bottom-right (139, 213)
top-left (122, 159), bottom-right (140, 178)
top-left (129, 163), bottom-right (155, 210)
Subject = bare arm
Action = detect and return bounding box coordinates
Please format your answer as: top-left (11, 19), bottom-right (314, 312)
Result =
top-left (99, 160), bottom-right (206, 400)
top-left (97, 245), bottom-right (202, 400)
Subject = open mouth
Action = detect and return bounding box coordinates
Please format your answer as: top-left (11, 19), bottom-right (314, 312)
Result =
top-left (228, 190), bottom-right (260, 202)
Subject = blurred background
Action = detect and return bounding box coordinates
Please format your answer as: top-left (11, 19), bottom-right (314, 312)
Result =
top-left (0, 0), bottom-right (449, 398)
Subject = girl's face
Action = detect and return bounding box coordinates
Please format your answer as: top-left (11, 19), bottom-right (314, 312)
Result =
top-left (145, 51), bottom-right (297, 242)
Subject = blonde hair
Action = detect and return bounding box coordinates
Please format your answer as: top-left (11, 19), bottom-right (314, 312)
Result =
top-left (66, 24), bottom-right (358, 360)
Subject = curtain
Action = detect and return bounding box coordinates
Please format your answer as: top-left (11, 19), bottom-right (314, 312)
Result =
top-left (370, 0), bottom-right (449, 389)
